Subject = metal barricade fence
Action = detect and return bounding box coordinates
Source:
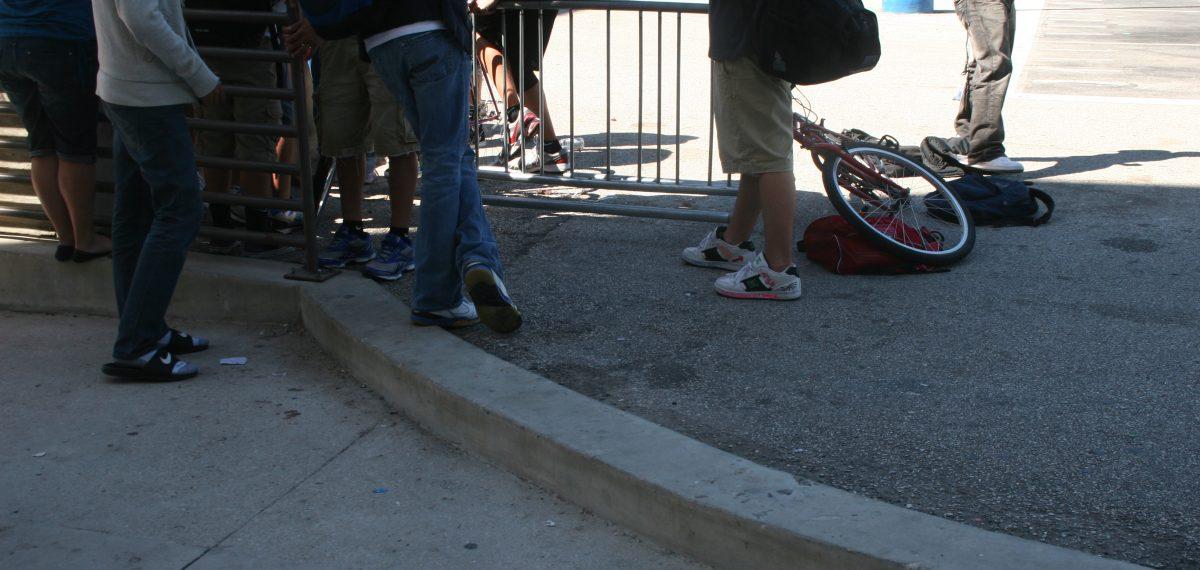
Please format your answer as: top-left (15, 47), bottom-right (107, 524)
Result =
top-left (0, 2), bottom-right (731, 277)
top-left (0, 5), bottom-right (335, 282)
top-left (473, 0), bottom-right (735, 224)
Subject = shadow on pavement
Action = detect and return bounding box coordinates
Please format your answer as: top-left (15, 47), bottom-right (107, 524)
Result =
top-left (1021, 149), bottom-right (1200, 180)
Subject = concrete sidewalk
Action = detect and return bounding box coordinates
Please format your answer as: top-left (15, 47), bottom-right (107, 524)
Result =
top-left (0, 311), bottom-right (700, 569)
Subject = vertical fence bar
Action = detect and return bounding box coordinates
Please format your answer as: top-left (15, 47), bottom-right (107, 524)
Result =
top-left (518, 10), bottom-right (526, 171)
top-left (707, 60), bottom-right (715, 186)
top-left (675, 11), bottom-right (682, 185)
top-left (285, 3), bottom-right (326, 281)
top-left (472, 14), bottom-right (479, 174)
top-left (537, 10), bottom-right (545, 175)
top-left (568, 9), bottom-right (575, 176)
top-left (637, 11), bottom-right (643, 181)
top-left (656, 11), bottom-right (662, 182)
top-left (605, 9), bottom-right (612, 179)
top-left (501, 14), bottom-right (510, 173)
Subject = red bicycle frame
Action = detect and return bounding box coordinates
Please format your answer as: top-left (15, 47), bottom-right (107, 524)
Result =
top-left (792, 113), bottom-right (909, 202)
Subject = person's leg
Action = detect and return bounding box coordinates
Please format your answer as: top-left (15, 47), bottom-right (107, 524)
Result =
top-left (56, 159), bottom-right (108, 253)
top-left (27, 156), bottom-right (74, 246)
top-left (723, 174), bottom-right (761, 244)
top-left (704, 57), bottom-right (799, 300)
top-left (104, 106), bottom-right (154, 319)
top-left (369, 32), bottom-right (506, 314)
top-left (228, 49), bottom-right (284, 244)
top-left (387, 153), bottom-right (417, 228)
top-left (103, 103), bottom-right (202, 360)
top-left (0, 70), bottom-right (75, 247)
top-left (757, 171), bottom-right (797, 272)
top-left (334, 155), bottom-right (366, 222)
top-left (959, 0), bottom-right (1014, 162)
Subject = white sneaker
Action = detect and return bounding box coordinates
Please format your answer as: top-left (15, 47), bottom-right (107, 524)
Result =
top-left (968, 155), bottom-right (1024, 173)
top-left (411, 298), bottom-right (479, 329)
top-left (463, 262), bottom-right (522, 333)
top-left (714, 253), bottom-right (802, 301)
top-left (682, 227), bottom-right (757, 271)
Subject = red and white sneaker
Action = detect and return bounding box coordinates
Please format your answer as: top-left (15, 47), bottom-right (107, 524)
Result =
top-left (524, 148), bottom-right (571, 174)
top-left (714, 253), bottom-right (801, 301)
top-left (507, 109), bottom-right (540, 147)
top-left (493, 110), bottom-right (541, 168)
top-left (682, 226), bottom-right (756, 271)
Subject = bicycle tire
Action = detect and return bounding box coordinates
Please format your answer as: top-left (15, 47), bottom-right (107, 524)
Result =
top-left (821, 145), bottom-right (975, 265)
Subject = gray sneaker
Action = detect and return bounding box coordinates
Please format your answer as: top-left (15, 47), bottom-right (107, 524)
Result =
top-left (318, 225), bottom-right (376, 268)
top-left (362, 233), bottom-right (414, 281)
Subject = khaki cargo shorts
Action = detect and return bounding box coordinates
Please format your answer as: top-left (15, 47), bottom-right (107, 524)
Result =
top-left (713, 57), bottom-right (794, 175)
top-left (316, 38), bottom-right (419, 159)
top-left (196, 38), bottom-right (283, 164)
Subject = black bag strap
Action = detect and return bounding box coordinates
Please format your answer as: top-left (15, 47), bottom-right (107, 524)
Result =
top-left (1026, 187), bottom-right (1055, 226)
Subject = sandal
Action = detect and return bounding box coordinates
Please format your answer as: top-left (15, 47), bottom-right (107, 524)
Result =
top-left (165, 329), bottom-right (209, 354)
top-left (73, 249), bottom-right (112, 263)
top-left (102, 347), bottom-right (198, 381)
top-left (55, 245), bottom-right (75, 262)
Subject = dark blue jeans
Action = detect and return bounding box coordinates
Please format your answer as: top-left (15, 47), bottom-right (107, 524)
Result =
top-left (102, 102), bottom-right (203, 360)
top-left (367, 30), bottom-right (504, 313)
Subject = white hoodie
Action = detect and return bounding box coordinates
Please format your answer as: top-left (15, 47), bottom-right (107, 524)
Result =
top-left (92, 0), bottom-right (219, 107)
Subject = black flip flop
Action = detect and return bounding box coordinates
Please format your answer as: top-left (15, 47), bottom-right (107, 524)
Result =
top-left (102, 348), bottom-right (197, 381)
top-left (166, 329), bottom-right (208, 354)
top-left (55, 245), bottom-right (75, 262)
top-left (73, 249), bottom-right (112, 263)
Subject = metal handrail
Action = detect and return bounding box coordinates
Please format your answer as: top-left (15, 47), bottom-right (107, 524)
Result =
top-left (502, 1), bottom-right (708, 13)
top-left (0, 7), bottom-right (332, 281)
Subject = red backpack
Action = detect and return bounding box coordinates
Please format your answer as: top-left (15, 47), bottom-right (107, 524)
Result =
top-left (797, 215), bottom-right (944, 275)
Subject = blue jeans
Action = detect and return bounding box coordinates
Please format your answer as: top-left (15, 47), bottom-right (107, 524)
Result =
top-left (102, 102), bottom-right (203, 360)
top-left (367, 30), bottom-right (503, 313)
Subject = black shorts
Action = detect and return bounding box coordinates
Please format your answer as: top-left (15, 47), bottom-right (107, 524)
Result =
top-left (0, 38), bottom-right (99, 163)
top-left (476, 10), bottom-right (557, 89)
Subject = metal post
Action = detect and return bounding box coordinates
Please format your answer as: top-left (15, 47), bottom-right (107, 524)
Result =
top-left (675, 11), bottom-right (682, 185)
top-left (537, 10), bottom-right (546, 175)
top-left (568, 9), bottom-right (575, 176)
top-left (501, 15), bottom-right (510, 173)
top-left (518, 10), bottom-right (526, 172)
top-left (707, 59), bottom-right (715, 187)
top-left (285, 3), bottom-right (335, 281)
top-left (472, 14), bottom-right (479, 173)
top-left (656, 11), bottom-right (663, 182)
top-left (637, 11), bottom-right (643, 181)
top-left (605, 9), bottom-right (612, 179)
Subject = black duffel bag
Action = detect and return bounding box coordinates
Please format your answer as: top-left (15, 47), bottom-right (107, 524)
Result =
top-left (750, 0), bottom-right (881, 85)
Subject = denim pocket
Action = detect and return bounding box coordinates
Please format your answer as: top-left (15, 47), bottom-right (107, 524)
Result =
top-left (406, 32), bottom-right (458, 87)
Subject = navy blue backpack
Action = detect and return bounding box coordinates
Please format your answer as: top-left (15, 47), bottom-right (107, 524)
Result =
top-left (926, 174), bottom-right (1054, 227)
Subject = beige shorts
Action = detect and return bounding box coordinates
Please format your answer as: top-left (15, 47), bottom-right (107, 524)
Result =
top-left (713, 57), bottom-right (794, 175)
top-left (197, 38), bottom-right (283, 164)
top-left (316, 38), bottom-right (419, 159)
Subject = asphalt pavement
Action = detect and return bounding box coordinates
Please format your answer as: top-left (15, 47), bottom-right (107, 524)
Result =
top-left (310, 4), bottom-right (1200, 568)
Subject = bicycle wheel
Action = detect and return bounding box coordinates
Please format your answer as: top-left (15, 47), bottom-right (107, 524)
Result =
top-left (821, 145), bottom-right (975, 265)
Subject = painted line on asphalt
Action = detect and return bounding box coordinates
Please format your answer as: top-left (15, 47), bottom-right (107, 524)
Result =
top-left (1014, 92), bottom-right (1200, 106)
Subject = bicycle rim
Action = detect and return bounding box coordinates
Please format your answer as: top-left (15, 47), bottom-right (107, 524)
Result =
top-left (821, 145), bottom-right (975, 265)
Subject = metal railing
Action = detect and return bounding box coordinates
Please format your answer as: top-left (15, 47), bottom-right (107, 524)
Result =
top-left (0, 6), bottom-right (334, 281)
top-left (472, 1), bottom-right (735, 224)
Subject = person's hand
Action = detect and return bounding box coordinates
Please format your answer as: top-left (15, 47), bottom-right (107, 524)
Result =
top-left (470, 0), bottom-right (498, 14)
top-left (201, 83), bottom-right (225, 106)
top-left (283, 11), bottom-right (322, 60)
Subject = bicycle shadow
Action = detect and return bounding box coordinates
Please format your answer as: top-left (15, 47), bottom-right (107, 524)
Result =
top-left (1020, 149), bottom-right (1200, 180)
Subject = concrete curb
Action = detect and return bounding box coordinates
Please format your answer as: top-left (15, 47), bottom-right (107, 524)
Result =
top-left (0, 238), bottom-right (1139, 570)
